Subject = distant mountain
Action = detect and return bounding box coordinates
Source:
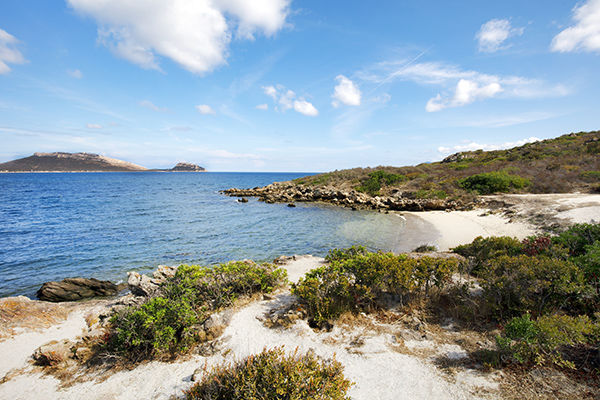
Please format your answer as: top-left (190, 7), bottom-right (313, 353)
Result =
top-left (0, 152), bottom-right (148, 172)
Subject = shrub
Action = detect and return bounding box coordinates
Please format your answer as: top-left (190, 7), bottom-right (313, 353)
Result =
top-left (496, 313), bottom-right (599, 369)
top-left (479, 255), bottom-right (588, 320)
top-left (580, 170), bottom-right (600, 182)
top-left (292, 250), bottom-right (458, 327)
top-left (458, 171), bottom-right (531, 194)
top-left (413, 244), bottom-right (437, 253)
top-left (521, 235), bottom-right (568, 259)
top-left (107, 261), bottom-right (287, 361)
top-left (185, 347), bottom-right (352, 400)
top-left (553, 223), bottom-right (600, 257)
top-left (357, 170), bottom-right (406, 195)
top-left (325, 245), bottom-right (368, 263)
top-left (452, 236), bottom-right (524, 275)
top-left (580, 241), bottom-right (600, 290)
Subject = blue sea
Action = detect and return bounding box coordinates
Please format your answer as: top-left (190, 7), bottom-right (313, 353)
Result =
top-left (0, 172), bottom-right (437, 298)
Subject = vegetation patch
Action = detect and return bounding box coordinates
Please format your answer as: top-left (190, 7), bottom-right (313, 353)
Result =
top-left (496, 313), bottom-right (600, 370)
top-left (185, 347), bottom-right (352, 400)
top-left (458, 171), bottom-right (530, 194)
top-left (356, 170), bottom-right (407, 196)
top-left (105, 261), bottom-right (287, 361)
top-left (292, 248), bottom-right (459, 328)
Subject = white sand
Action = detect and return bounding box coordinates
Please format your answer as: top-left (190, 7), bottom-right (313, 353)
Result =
top-left (406, 210), bottom-right (535, 251)
top-left (406, 193), bottom-right (600, 251)
top-left (0, 257), bottom-right (497, 400)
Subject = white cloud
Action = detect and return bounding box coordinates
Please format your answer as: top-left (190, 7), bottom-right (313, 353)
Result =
top-left (67, 69), bottom-right (83, 79)
top-left (196, 104), bottom-right (216, 115)
top-left (67, 0), bottom-right (290, 74)
top-left (140, 100), bottom-right (167, 112)
top-left (476, 19), bottom-right (523, 53)
top-left (0, 28), bottom-right (26, 74)
top-left (426, 79), bottom-right (502, 112)
top-left (293, 99), bottom-right (318, 116)
top-left (262, 84), bottom-right (318, 116)
top-left (332, 75), bottom-right (361, 107)
top-left (551, 0), bottom-right (600, 53)
top-left (262, 85), bottom-right (278, 99)
top-left (86, 123), bottom-right (103, 129)
top-left (438, 137), bottom-right (540, 154)
top-left (359, 60), bottom-right (569, 112)
top-left (255, 103), bottom-right (269, 110)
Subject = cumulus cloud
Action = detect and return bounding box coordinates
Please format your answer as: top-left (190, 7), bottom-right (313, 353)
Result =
top-left (67, 0), bottom-right (290, 74)
top-left (255, 103), bottom-right (269, 110)
top-left (196, 104), bottom-right (216, 115)
top-left (359, 60), bottom-right (569, 112)
top-left (140, 100), bottom-right (167, 112)
top-left (476, 19), bottom-right (523, 52)
top-left (551, 0), bottom-right (600, 53)
top-left (262, 84), bottom-right (318, 116)
top-left (86, 123), bottom-right (103, 129)
top-left (67, 69), bottom-right (83, 79)
top-left (293, 99), bottom-right (318, 116)
top-left (332, 75), bottom-right (361, 107)
top-left (0, 28), bottom-right (26, 74)
top-left (426, 79), bottom-right (502, 112)
top-left (438, 137), bottom-right (540, 154)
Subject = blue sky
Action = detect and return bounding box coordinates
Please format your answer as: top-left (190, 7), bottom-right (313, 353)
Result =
top-left (1, 0), bottom-right (599, 171)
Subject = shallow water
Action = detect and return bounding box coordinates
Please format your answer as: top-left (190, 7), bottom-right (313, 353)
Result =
top-left (0, 172), bottom-right (437, 297)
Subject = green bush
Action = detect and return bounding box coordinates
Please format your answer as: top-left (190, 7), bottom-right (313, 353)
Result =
top-left (292, 250), bottom-right (458, 327)
top-left (107, 261), bottom-right (287, 361)
top-left (413, 244), bottom-right (438, 253)
top-left (458, 171), bottom-right (530, 194)
top-left (480, 255), bottom-right (588, 320)
top-left (553, 223), bottom-right (600, 257)
top-left (580, 171), bottom-right (600, 182)
top-left (185, 347), bottom-right (352, 400)
top-left (357, 170), bottom-right (406, 195)
top-left (496, 313), bottom-right (599, 369)
top-left (452, 236), bottom-right (524, 275)
top-left (580, 241), bottom-right (600, 289)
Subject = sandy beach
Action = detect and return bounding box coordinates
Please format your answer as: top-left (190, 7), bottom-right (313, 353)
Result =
top-left (1, 193), bottom-right (599, 399)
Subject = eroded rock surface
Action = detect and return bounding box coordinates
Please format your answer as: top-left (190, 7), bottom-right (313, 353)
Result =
top-left (36, 278), bottom-right (121, 302)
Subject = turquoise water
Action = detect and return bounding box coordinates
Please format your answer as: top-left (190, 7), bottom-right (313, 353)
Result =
top-left (0, 172), bottom-right (435, 298)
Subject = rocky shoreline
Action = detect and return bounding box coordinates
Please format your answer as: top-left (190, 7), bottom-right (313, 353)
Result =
top-left (222, 182), bottom-right (479, 211)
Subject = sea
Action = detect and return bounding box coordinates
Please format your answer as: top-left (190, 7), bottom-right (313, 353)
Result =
top-left (0, 172), bottom-right (438, 298)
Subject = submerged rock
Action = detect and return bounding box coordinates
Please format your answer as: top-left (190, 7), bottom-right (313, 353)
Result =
top-left (36, 278), bottom-right (120, 302)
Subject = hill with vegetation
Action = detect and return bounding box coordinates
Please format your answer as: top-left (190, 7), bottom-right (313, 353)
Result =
top-left (0, 152), bottom-right (148, 172)
top-left (224, 130), bottom-right (600, 210)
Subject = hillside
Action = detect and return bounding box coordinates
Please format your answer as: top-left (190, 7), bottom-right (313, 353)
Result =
top-left (296, 130), bottom-right (600, 196)
top-left (0, 152), bottom-right (148, 172)
top-left (224, 131), bottom-right (600, 211)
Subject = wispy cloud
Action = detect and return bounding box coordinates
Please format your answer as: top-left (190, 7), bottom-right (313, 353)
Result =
top-left (0, 28), bottom-right (26, 74)
top-left (255, 103), bottom-right (269, 110)
top-left (86, 123), bottom-right (103, 129)
top-left (196, 104), bottom-right (216, 115)
top-left (476, 19), bottom-right (524, 53)
top-left (262, 84), bottom-right (319, 117)
top-left (358, 60), bottom-right (569, 112)
top-left (67, 69), bottom-right (83, 79)
top-left (438, 137), bottom-right (540, 155)
top-left (551, 0), bottom-right (600, 53)
top-left (140, 100), bottom-right (167, 112)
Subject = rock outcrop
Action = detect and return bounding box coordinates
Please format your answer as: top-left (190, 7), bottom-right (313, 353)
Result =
top-left (127, 265), bottom-right (177, 297)
top-left (36, 278), bottom-right (122, 302)
top-left (222, 182), bottom-right (476, 212)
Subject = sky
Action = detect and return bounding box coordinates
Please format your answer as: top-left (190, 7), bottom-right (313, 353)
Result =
top-left (1, 0), bottom-right (599, 171)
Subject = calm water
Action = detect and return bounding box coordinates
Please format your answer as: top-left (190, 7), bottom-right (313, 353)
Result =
top-left (0, 172), bottom-right (437, 298)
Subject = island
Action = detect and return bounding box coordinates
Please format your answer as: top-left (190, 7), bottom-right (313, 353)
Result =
top-left (0, 152), bottom-right (205, 172)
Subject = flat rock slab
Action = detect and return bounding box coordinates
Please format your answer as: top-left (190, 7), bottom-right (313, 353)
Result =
top-left (37, 278), bottom-right (120, 302)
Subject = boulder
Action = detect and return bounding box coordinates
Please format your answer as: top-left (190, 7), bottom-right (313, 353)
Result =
top-left (127, 272), bottom-right (160, 297)
top-left (36, 278), bottom-right (119, 302)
